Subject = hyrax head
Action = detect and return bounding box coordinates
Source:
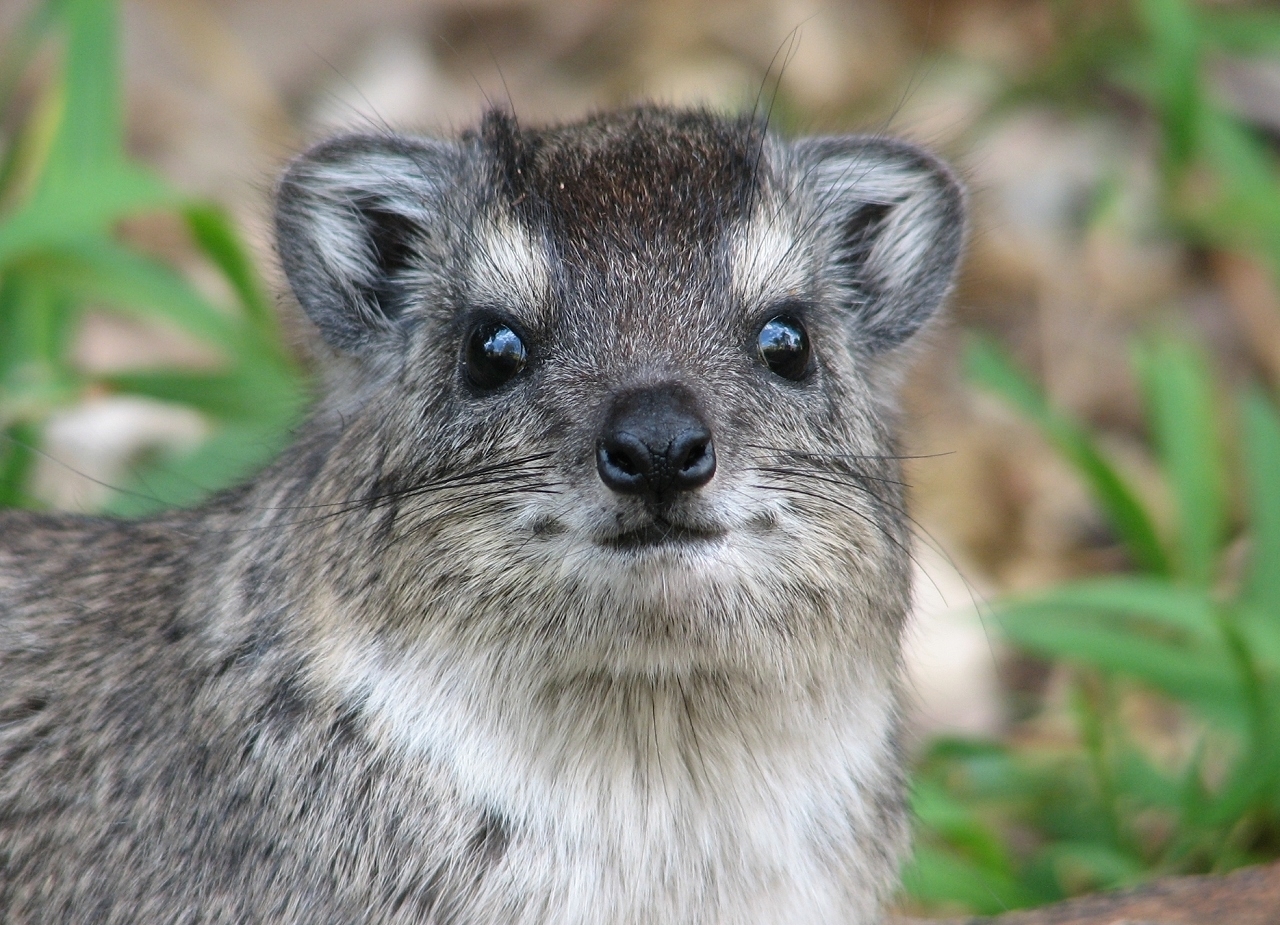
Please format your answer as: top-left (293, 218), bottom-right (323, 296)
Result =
top-left (275, 107), bottom-right (963, 671)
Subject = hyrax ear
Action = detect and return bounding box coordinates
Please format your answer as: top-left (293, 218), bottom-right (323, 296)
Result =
top-left (275, 134), bottom-right (460, 352)
top-left (793, 136), bottom-right (965, 350)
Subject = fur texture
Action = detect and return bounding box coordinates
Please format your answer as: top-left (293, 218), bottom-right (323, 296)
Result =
top-left (0, 106), bottom-right (964, 924)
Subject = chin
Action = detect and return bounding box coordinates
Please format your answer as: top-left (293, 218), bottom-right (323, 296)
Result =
top-left (531, 535), bottom-right (791, 674)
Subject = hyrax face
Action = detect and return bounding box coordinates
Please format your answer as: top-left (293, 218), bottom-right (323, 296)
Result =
top-left (275, 108), bottom-right (963, 674)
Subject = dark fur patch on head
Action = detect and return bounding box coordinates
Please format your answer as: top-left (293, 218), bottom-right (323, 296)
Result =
top-left (481, 107), bottom-right (763, 256)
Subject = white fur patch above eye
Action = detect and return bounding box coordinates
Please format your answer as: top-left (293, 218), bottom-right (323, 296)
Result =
top-left (730, 214), bottom-right (811, 306)
top-left (470, 219), bottom-right (550, 308)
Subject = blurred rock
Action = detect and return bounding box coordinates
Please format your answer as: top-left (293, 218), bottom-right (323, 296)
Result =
top-left (905, 542), bottom-right (1003, 741)
top-left (31, 396), bottom-right (208, 513)
top-left (73, 312), bottom-right (224, 375)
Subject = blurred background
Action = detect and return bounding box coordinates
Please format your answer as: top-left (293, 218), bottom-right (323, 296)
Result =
top-left (3, 0), bottom-right (1280, 917)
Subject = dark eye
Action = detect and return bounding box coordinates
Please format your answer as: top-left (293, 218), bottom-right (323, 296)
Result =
top-left (757, 315), bottom-right (810, 380)
top-left (465, 321), bottom-right (527, 390)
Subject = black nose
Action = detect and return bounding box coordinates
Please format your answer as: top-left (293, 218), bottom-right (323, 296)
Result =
top-left (597, 386), bottom-right (716, 501)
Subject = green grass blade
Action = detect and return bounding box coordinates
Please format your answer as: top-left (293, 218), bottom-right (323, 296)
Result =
top-left (104, 420), bottom-right (295, 516)
top-left (21, 241), bottom-right (241, 352)
top-left (0, 75), bottom-right (64, 216)
top-left (183, 204), bottom-right (276, 338)
top-left (0, 164), bottom-right (176, 262)
top-left (1201, 9), bottom-right (1280, 55)
top-left (997, 596), bottom-right (1241, 721)
top-left (966, 337), bottom-right (1170, 575)
top-left (1242, 390), bottom-right (1280, 617)
top-left (45, 0), bottom-right (120, 178)
top-left (1010, 578), bottom-right (1220, 639)
top-left (1039, 840), bottom-right (1145, 893)
top-left (1113, 744), bottom-right (1183, 811)
top-left (106, 364), bottom-right (304, 425)
top-left (911, 778), bottom-right (1014, 874)
top-left (1194, 115), bottom-right (1280, 282)
top-left (901, 845), bottom-right (1040, 915)
top-left (1134, 340), bottom-right (1226, 586)
top-left (1137, 0), bottom-right (1202, 169)
top-left (0, 422), bottom-right (40, 507)
top-left (0, 272), bottom-right (81, 416)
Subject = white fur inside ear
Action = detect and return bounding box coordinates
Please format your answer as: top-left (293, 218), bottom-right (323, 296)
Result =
top-left (817, 158), bottom-right (940, 279)
top-left (863, 174), bottom-right (942, 286)
top-left (302, 153), bottom-right (445, 288)
top-left (277, 135), bottom-right (461, 349)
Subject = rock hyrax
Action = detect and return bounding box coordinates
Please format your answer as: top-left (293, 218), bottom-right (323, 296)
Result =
top-left (0, 106), bottom-right (964, 924)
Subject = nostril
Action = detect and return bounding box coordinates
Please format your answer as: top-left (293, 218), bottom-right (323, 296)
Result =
top-left (606, 446), bottom-right (639, 477)
top-left (670, 430), bottom-right (716, 489)
top-left (679, 441), bottom-right (707, 473)
top-left (597, 433), bottom-right (652, 494)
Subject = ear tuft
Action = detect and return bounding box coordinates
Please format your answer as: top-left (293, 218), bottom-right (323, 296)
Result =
top-left (274, 134), bottom-right (460, 352)
top-left (795, 136), bottom-right (965, 350)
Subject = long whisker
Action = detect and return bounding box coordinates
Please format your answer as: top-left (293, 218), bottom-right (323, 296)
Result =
top-left (752, 462), bottom-right (991, 622)
top-left (746, 442), bottom-right (952, 463)
top-left (387, 483), bottom-right (560, 550)
top-left (177, 458), bottom-right (561, 538)
top-left (266, 452), bottom-right (558, 513)
top-left (755, 479), bottom-right (905, 546)
top-left (753, 462), bottom-right (907, 491)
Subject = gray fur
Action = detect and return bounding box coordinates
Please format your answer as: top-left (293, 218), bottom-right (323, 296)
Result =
top-left (0, 106), bottom-right (964, 924)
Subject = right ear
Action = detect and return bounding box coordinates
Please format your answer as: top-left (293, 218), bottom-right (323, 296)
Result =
top-left (274, 134), bottom-right (461, 352)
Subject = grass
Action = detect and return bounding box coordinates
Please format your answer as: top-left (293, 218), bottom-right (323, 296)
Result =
top-left (903, 339), bottom-right (1280, 914)
top-left (901, 0), bottom-right (1280, 914)
top-left (0, 0), bottom-right (305, 513)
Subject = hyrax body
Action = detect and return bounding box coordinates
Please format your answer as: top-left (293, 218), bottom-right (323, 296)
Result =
top-left (0, 107), bottom-right (963, 924)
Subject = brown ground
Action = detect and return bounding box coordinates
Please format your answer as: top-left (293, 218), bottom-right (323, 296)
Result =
top-left (898, 861), bottom-right (1280, 924)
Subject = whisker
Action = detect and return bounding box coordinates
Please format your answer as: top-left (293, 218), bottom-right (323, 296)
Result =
top-left (386, 483), bottom-right (560, 550)
top-left (753, 478), bottom-right (957, 604)
top-left (756, 480), bottom-right (903, 545)
top-left (752, 465), bottom-right (991, 621)
top-left (256, 454), bottom-right (558, 516)
top-left (176, 459), bottom-right (561, 538)
top-left (753, 462), bottom-right (907, 491)
top-left (746, 443), bottom-right (952, 463)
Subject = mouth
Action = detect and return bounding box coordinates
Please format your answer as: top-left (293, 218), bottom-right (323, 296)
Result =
top-left (599, 519), bottom-right (727, 550)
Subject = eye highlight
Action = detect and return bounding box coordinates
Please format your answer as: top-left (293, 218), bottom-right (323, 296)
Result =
top-left (465, 321), bottom-right (527, 390)
top-left (757, 315), bottom-right (810, 381)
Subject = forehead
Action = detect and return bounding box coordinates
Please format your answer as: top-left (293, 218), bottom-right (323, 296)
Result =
top-left (480, 108), bottom-right (764, 254)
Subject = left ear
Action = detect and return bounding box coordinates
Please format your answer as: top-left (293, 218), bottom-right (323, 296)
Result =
top-left (275, 133), bottom-right (462, 354)
top-left (792, 135), bottom-right (965, 350)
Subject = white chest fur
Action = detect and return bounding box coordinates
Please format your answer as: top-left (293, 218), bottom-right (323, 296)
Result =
top-left (317, 635), bottom-right (905, 925)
